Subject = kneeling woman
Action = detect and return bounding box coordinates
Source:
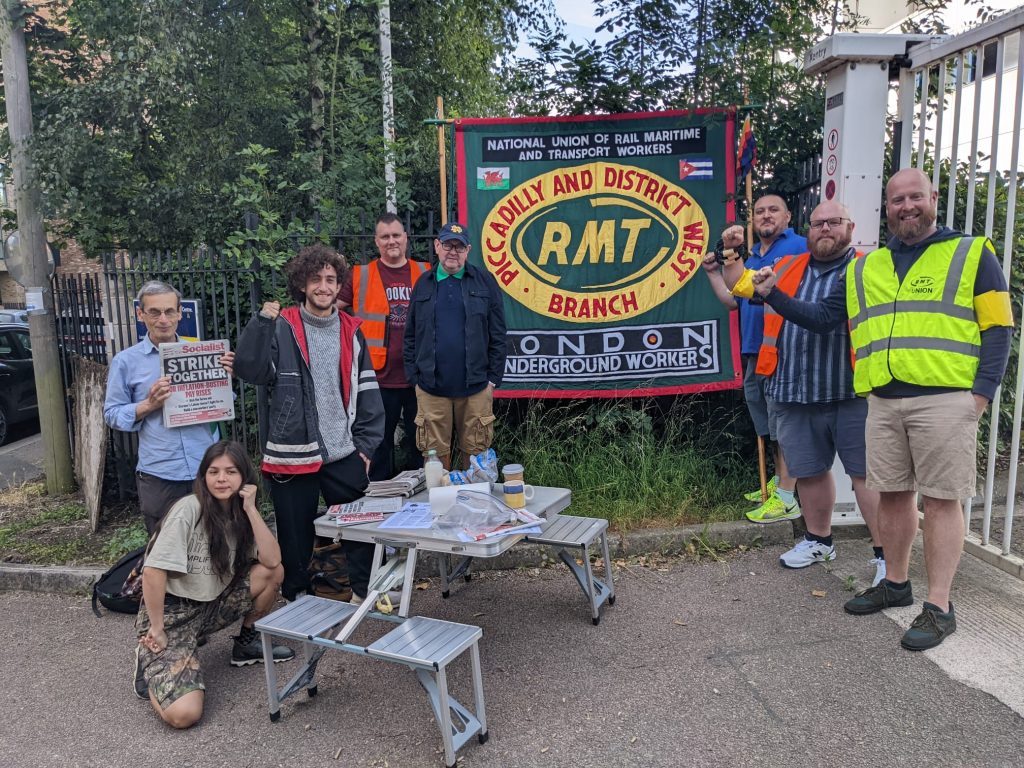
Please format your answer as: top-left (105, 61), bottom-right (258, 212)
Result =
top-left (134, 440), bottom-right (294, 728)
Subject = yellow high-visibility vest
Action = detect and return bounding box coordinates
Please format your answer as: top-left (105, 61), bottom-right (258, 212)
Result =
top-left (846, 236), bottom-right (984, 395)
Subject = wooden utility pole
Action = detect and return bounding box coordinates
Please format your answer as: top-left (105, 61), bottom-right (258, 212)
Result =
top-left (0, 4), bottom-right (74, 493)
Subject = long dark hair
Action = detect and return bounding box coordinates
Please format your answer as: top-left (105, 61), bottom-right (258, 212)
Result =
top-left (192, 441), bottom-right (258, 581)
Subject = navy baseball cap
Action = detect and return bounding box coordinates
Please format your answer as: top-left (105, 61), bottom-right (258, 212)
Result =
top-left (438, 222), bottom-right (471, 246)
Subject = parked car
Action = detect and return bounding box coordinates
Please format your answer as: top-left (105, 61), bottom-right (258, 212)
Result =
top-left (0, 309), bottom-right (29, 324)
top-left (0, 322), bottom-right (35, 445)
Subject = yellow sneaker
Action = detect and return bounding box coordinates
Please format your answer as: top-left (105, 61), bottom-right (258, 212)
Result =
top-left (746, 492), bottom-right (801, 524)
top-left (743, 476), bottom-right (778, 503)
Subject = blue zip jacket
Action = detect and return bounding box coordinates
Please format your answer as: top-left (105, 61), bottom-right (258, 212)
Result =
top-left (403, 262), bottom-right (507, 393)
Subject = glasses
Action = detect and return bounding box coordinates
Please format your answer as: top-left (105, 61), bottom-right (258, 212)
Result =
top-left (809, 217), bottom-right (850, 230)
top-left (440, 242), bottom-right (469, 253)
top-left (142, 308), bottom-right (181, 319)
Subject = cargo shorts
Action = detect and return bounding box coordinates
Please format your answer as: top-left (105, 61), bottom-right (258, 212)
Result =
top-left (134, 574), bottom-right (253, 709)
top-left (414, 385), bottom-right (495, 462)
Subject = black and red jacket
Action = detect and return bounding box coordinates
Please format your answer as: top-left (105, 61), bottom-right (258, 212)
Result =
top-left (234, 306), bottom-right (384, 474)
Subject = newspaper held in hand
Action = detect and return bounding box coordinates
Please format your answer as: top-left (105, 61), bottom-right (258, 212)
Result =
top-left (327, 496), bottom-right (403, 525)
top-left (159, 340), bottom-right (234, 428)
top-left (364, 469), bottom-right (426, 498)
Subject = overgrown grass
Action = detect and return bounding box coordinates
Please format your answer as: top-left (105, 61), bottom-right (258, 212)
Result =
top-left (102, 522), bottom-right (149, 560)
top-left (0, 481), bottom-right (140, 565)
top-left (493, 398), bottom-right (755, 529)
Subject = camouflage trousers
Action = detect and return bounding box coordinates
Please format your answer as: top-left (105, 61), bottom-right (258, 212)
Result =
top-left (135, 575), bottom-right (253, 709)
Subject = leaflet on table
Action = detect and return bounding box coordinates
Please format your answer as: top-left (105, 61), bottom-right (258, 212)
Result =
top-left (377, 502), bottom-right (434, 530)
top-left (158, 339), bottom-right (234, 428)
top-left (326, 496), bottom-right (403, 525)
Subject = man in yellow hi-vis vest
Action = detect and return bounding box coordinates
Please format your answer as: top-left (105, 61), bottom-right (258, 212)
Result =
top-left (339, 214), bottom-right (428, 481)
top-left (749, 169), bottom-right (1013, 651)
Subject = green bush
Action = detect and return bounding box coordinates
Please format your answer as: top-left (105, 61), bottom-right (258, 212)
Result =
top-left (492, 398), bottom-right (755, 528)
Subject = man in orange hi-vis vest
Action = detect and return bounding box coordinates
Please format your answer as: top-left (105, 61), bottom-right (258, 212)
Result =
top-left (721, 199), bottom-right (884, 588)
top-left (339, 213), bottom-right (428, 481)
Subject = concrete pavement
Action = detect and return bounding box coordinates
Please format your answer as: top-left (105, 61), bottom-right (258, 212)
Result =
top-left (2, 537), bottom-right (1023, 768)
top-left (0, 430), bottom-right (43, 490)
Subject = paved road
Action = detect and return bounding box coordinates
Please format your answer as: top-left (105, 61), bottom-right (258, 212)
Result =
top-left (2, 542), bottom-right (1023, 768)
top-left (0, 428), bottom-right (43, 490)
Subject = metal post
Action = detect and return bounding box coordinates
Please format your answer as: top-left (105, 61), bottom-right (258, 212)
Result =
top-left (0, 5), bottom-right (73, 493)
top-left (379, 0), bottom-right (397, 213)
top-left (438, 97), bottom-right (448, 225)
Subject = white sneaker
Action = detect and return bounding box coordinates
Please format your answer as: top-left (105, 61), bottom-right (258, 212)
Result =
top-left (779, 538), bottom-right (836, 569)
top-left (870, 557), bottom-right (886, 587)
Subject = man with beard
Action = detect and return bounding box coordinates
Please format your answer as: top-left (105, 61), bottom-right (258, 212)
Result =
top-left (723, 200), bottom-right (884, 586)
top-left (231, 244), bottom-right (385, 603)
top-left (749, 169), bottom-right (1013, 650)
top-left (702, 194), bottom-right (803, 522)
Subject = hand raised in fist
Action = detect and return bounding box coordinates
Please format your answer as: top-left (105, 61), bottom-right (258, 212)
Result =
top-left (239, 483), bottom-right (259, 513)
top-left (751, 266), bottom-right (778, 296)
top-left (260, 301), bottom-right (281, 320)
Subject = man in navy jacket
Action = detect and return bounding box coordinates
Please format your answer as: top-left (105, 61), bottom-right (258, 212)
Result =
top-left (404, 222), bottom-right (507, 469)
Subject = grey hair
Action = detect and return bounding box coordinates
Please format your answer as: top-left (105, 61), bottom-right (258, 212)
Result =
top-left (136, 280), bottom-right (182, 305)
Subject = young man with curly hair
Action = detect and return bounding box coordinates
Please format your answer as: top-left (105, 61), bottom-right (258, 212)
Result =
top-left (229, 244), bottom-right (385, 601)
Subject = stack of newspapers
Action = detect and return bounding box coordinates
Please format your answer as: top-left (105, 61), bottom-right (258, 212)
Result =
top-left (363, 469), bottom-right (426, 498)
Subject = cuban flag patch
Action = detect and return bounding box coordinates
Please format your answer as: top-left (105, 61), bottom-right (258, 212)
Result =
top-left (679, 158), bottom-right (713, 181)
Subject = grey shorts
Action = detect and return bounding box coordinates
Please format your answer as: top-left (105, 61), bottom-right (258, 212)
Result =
top-left (774, 398), bottom-right (868, 479)
top-left (742, 355), bottom-right (777, 440)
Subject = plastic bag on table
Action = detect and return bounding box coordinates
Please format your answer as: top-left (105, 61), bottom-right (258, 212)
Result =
top-left (432, 489), bottom-right (541, 538)
top-left (433, 489), bottom-right (514, 535)
top-left (446, 448), bottom-right (499, 485)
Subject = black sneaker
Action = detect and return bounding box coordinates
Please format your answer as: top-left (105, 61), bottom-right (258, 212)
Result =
top-left (230, 633), bottom-right (295, 667)
top-left (133, 644), bottom-right (148, 700)
top-left (844, 579), bottom-right (914, 615)
top-left (901, 602), bottom-right (957, 651)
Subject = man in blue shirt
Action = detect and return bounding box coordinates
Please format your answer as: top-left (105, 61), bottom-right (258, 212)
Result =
top-left (104, 281), bottom-right (233, 534)
top-left (701, 194), bottom-right (806, 521)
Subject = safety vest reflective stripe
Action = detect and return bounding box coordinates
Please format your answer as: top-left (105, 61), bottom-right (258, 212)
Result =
top-left (848, 236), bottom-right (983, 393)
top-left (354, 264), bottom-right (389, 329)
top-left (759, 255), bottom-right (804, 347)
top-left (850, 237), bottom-right (975, 329)
top-left (352, 259), bottom-right (428, 370)
top-left (849, 301), bottom-right (975, 330)
top-left (854, 336), bottom-right (980, 360)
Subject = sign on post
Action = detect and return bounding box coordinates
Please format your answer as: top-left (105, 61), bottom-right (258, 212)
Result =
top-left (455, 109), bottom-right (741, 398)
top-left (134, 299), bottom-right (203, 342)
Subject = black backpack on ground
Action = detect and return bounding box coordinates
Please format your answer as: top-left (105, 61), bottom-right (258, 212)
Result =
top-left (91, 546), bottom-right (147, 616)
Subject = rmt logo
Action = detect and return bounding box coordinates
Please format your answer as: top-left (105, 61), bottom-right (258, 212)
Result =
top-left (908, 275), bottom-right (936, 295)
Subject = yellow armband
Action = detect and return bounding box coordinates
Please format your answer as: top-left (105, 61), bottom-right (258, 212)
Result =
top-left (974, 290), bottom-right (1014, 330)
top-left (730, 269), bottom-right (757, 299)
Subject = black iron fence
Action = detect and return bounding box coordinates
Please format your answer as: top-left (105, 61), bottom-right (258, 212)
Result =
top-left (51, 213), bottom-right (443, 501)
top-left (788, 155), bottom-right (822, 233)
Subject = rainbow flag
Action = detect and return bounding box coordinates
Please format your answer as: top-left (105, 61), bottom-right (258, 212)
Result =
top-left (737, 116), bottom-right (757, 179)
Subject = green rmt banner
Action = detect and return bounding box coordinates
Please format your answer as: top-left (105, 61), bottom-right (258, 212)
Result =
top-left (455, 109), bottom-right (743, 398)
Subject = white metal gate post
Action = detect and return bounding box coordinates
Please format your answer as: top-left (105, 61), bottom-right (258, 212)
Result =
top-left (803, 34), bottom-right (932, 525)
top-left (804, 34), bottom-right (934, 252)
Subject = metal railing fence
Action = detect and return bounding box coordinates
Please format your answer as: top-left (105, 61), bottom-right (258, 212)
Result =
top-left (898, 7), bottom-right (1024, 577)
